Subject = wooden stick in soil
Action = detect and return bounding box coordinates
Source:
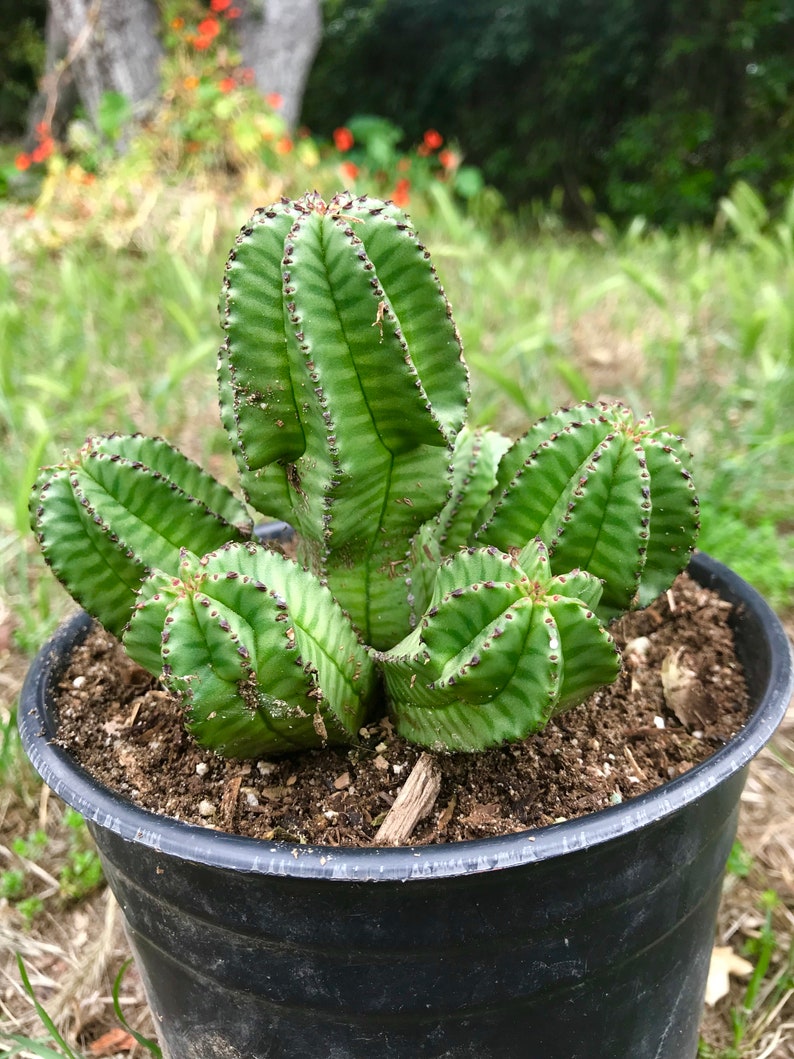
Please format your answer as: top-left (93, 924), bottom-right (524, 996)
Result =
top-left (375, 752), bottom-right (441, 846)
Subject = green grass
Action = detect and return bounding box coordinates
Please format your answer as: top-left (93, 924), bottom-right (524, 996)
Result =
top-left (698, 888), bottom-right (794, 1059)
top-left (0, 172), bottom-right (791, 1059)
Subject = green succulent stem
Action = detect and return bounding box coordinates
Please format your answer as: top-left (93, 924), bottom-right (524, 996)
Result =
top-left (381, 539), bottom-right (620, 751)
top-left (219, 191), bottom-right (468, 647)
top-left (125, 543), bottom-right (376, 758)
top-left (474, 402), bottom-right (700, 619)
top-left (31, 434), bottom-right (251, 638)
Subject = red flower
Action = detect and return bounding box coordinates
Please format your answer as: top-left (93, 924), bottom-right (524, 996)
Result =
top-left (333, 126), bottom-right (354, 152)
top-left (423, 128), bottom-right (443, 150)
top-left (227, 6), bottom-right (242, 16)
top-left (35, 121), bottom-right (51, 137)
top-left (197, 16), bottom-right (220, 39)
top-left (210, 0), bottom-right (231, 10)
top-left (31, 137), bottom-right (55, 164)
top-left (275, 136), bottom-right (293, 154)
top-left (241, 67), bottom-right (255, 84)
top-left (218, 77), bottom-right (236, 93)
top-left (392, 177), bottom-right (410, 208)
top-left (193, 34), bottom-right (212, 50)
top-left (340, 161), bottom-right (359, 182)
top-left (266, 92), bottom-right (284, 109)
top-left (15, 152), bottom-right (31, 171)
top-left (438, 149), bottom-right (458, 170)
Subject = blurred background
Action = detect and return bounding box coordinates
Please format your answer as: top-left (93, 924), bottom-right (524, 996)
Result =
top-left (0, 3), bottom-right (792, 1057)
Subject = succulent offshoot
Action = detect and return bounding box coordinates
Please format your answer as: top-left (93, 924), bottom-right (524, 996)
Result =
top-left (382, 539), bottom-right (620, 751)
top-left (124, 543), bottom-right (376, 758)
top-left (31, 433), bottom-right (252, 638)
top-left (474, 402), bottom-right (700, 619)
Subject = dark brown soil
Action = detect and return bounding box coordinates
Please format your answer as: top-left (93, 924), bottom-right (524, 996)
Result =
top-left (52, 572), bottom-right (751, 847)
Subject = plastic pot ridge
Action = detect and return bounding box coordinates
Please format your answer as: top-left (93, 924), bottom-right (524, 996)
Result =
top-left (18, 553), bottom-right (793, 1059)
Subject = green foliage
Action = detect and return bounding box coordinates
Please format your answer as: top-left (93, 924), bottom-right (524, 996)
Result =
top-left (726, 839), bottom-right (754, 879)
top-left (0, 0), bottom-right (47, 136)
top-left (1, 812), bottom-right (103, 926)
top-left (334, 115), bottom-right (484, 208)
top-left (112, 960), bottom-right (162, 1057)
top-left (306, 0), bottom-right (794, 226)
top-left (0, 958), bottom-right (84, 1059)
top-left (31, 192), bottom-right (698, 757)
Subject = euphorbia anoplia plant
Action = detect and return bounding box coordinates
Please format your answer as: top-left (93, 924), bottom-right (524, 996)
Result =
top-left (31, 192), bottom-right (700, 757)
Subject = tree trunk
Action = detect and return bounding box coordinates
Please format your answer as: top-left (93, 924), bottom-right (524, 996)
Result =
top-left (46, 0), bottom-right (162, 131)
top-left (237, 0), bottom-right (322, 130)
top-left (26, 9), bottom-right (79, 143)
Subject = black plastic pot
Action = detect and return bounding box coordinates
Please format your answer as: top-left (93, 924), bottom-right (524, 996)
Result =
top-left (18, 553), bottom-right (793, 1059)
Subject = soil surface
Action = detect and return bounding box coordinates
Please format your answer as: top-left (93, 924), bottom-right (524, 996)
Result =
top-left (52, 571), bottom-right (751, 847)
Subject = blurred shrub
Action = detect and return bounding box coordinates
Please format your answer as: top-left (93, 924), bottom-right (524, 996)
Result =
top-left (304, 0), bottom-right (794, 227)
top-left (0, 0), bottom-right (47, 136)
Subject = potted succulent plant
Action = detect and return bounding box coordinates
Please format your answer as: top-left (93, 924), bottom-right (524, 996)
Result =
top-left (19, 192), bottom-right (792, 1059)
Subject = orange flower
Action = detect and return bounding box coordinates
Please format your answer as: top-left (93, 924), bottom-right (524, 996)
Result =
top-left (171, 16), bottom-right (184, 29)
top-left (392, 177), bottom-right (410, 208)
top-left (340, 161), bottom-right (359, 182)
top-left (35, 121), bottom-right (51, 137)
top-left (333, 126), bottom-right (354, 152)
top-left (15, 152), bottom-right (31, 171)
top-left (218, 77), bottom-right (236, 93)
top-left (438, 149), bottom-right (458, 170)
top-left (183, 75), bottom-right (200, 90)
top-left (266, 92), bottom-right (284, 109)
top-left (31, 137), bottom-right (55, 164)
top-left (197, 17), bottom-right (220, 38)
top-left (228, 6), bottom-right (242, 16)
top-left (275, 136), bottom-right (293, 154)
top-left (423, 128), bottom-right (443, 150)
top-left (193, 35), bottom-right (212, 50)
top-left (210, 0), bottom-right (231, 10)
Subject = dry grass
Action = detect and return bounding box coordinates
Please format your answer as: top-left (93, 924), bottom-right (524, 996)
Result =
top-left (700, 685), bottom-right (794, 1058)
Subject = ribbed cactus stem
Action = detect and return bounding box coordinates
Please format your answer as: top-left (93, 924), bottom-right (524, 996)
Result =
top-left (124, 542), bottom-right (376, 758)
top-left (474, 401), bottom-right (700, 618)
top-left (381, 539), bottom-right (620, 751)
top-left (30, 434), bottom-right (251, 637)
top-left (219, 192), bottom-right (469, 647)
top-left (409, 425), bottom-right (511, 619)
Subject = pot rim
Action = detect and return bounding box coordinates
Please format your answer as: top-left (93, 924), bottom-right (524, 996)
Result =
top-left (18, 552), bottom-right (793, 882)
